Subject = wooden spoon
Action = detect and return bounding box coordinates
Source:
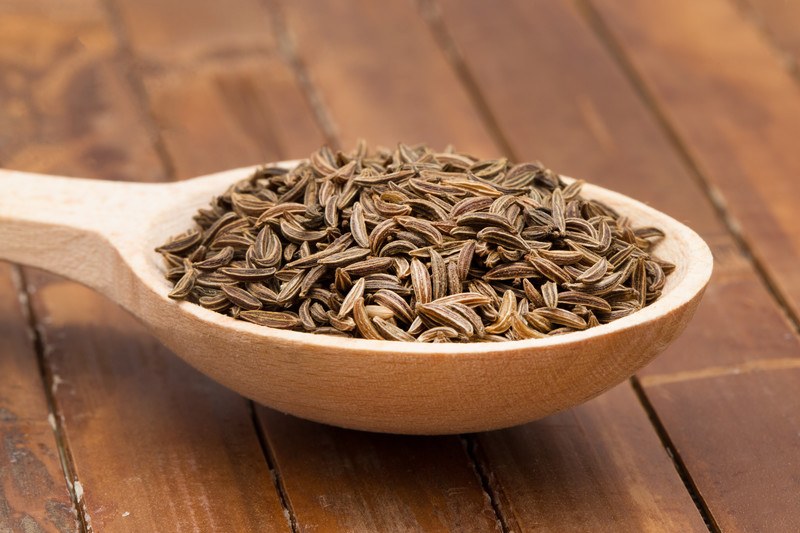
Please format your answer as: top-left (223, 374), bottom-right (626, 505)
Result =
top-left (0, 163), bottom-right (712, 434)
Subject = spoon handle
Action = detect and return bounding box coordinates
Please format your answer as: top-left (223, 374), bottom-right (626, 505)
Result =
top-left (0, 169), bottom-right (161, 295)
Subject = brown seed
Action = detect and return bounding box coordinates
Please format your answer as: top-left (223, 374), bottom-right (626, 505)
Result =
top-left (194, 246), bottom-right (235, 270)
top-left (557, 291), bottom-right (613, 312)
top-left (477, 227), bottom-right (530, 251)
top-left (511, 314), bottom-right (546, 339)
top-left (538, 249), bottom-right (583, 265)
top-left (353, 297), bottom-right (383, 340)
top-left (395, 216), bottom-right (443, 246)
top-left (343, 257), bottom-right (394, 277)
top-left (239, 310), bottom-right (302, 329)
top-left (522, 279), bottom-right (545, 308)
top-left (373, 289), bottom-right (415, 324)
top-left (156, 230), bottom-right (202, 254)
top-left (372, 317), bottom-right (416, 342)
top-left (410, 258), bottom-right (432, 305)
top-left (528, 256), bottom-right (571, 284)
top-left (417, 303), bottom-right (475, 336)
top-left (535, 307), bottom-right (587, 330)
top-left (456, 212), bottom-right (516, 232)
top-left (276, 272), bottom-right (304, 304)
top-left (338, 277), bottom-right (366, 318)
top-left (485, 290), bottom-right (516, 334)
top-left (218, 267), bottom-right (277, 281)
top-left (221, 284), bottom-right (262, 310)
top-left (416, 326), bottom-right (459, 343)
top-left (198, 291), bottom-right (230, 311)
top-left (542, 281), bottom-right (559, 308)
top-left (576, 258), bottom-right (609, 283)
top-left (168, 266), bottom-right (197, 299)
top-left (446, 261), bottom-right (461, 295)
top-left (456, 240), bottom-right (476, 282)
top-left (319, 247), bottom-right (371, 267)
top-left (299, 265), bottom-right (327, 298)
top-left (485, 262), bottom-right (540, 281)
top-left (328, 312), bottom-right (357, 332)
top-left (429, 249), bottom-right (447, 301)
top-left (298, 299), bottom-right (316, 330)
top-left (550, 188), bottom-right (566, 234)
top-left (350, 202), bottom-right (370, 248)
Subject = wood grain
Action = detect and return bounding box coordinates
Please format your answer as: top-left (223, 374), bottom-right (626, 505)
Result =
top-left (645, 370), bottom-right (800, 532)
top-left (274, 0), bottom-right (706, 525)
top-left (1, 0), bottom-right (290, 530)
top-left (0, 263), bottom-right (77, 533)
top-left (108, 0), bottom-right (276, 72)
top-left (259, 411), bottom-right (501, 532)
top-left (143, 57), bottom-right (322, 178)
top-left (111, 0), bottom-right (321, 178)
top-left (432, 0), bottom-right (800, 527)
top-left (741, 0), bottom-right (800, 64)
top-left (474, 382), bottom-right (707, 533)
top-left (590, 0), bottom-right (800, 323)
top-left (277, 0), bottom-right (499, 156)
top-left (26, 275), bottom-right (290, 532)
top-left (0, 0), bottom-right (164, 182)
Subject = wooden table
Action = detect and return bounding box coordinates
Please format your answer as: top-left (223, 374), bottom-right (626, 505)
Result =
top-left (2, 0), bottom-right (799, 531)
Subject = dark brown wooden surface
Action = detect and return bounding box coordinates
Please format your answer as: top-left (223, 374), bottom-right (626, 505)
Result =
top-left (0, 263), bottom-right (76, 533)
top-left (2, 0), bottom-right (800, 531)
top-left (741, 0), bottom-right (800, 65)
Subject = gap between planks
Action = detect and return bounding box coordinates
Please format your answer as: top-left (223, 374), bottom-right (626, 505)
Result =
top-left (574, 0), bottom-right (800, 340)
top-left (99, 0), bottom-right (177, 181)
top-left (265, 0), bottom-right (340, 149)
top-left (629, 378), bottom-right (720, 532)
top-left (460, 436), bottom-right (510, 533)
top-left (250, 402), bottom-right (299, 533)
top-left (729, 0), bottom-right (800, 77)
top-left (416, 0), bottom-right (517, 160)
top-left (12, 265), bottom-right (90, 533)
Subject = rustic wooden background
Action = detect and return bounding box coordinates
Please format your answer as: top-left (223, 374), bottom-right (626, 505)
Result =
top-left (2, 0), bottom-right (799, 531)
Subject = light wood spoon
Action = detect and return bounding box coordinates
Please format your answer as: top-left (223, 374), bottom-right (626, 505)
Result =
top-left (0, 163), bottom-right (712, 434)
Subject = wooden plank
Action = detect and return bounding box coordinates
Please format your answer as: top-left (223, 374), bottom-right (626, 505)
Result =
top-left (643, 370), bottom-right (800, 532)
top-left (277, 0), bottom-right (499, 155)
top-left (0, 263), bottom-right (77, 533)
top-left (1, 0), bottom-right (291, 529)
top-left (274, 0), bottom-right (705, 528)
top-left (474, 382), bottom-right (706, 532)
top-left (432, 0), bottom-right (800, 527)
top-left (590, 0), bottom-right (800, 322)
top-left (741, 0), bottom-right (800, 64)
top-left (259, 411), bottom-right (501, 532)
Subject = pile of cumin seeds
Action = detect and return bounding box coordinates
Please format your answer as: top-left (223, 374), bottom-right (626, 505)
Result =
top-left (156, 142), bottom-right (673, 342)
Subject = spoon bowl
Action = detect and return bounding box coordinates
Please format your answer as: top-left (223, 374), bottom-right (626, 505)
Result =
top-left (0, 163), bottom-right (712, 434)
